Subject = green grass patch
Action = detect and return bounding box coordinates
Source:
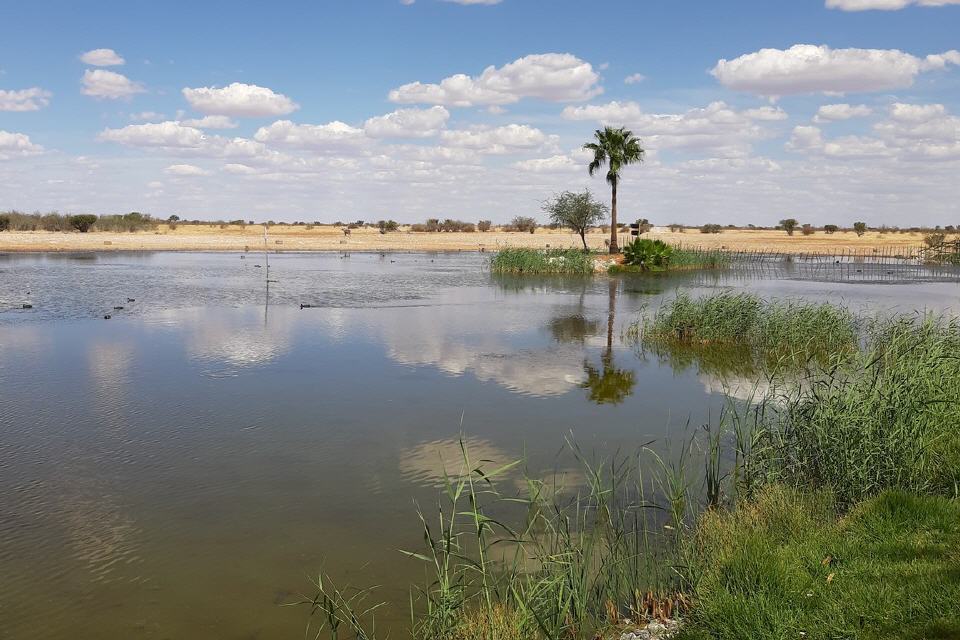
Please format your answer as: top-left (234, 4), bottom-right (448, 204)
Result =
top-left (678, 486), bottom-right (960, 640)
top-left (490, 247), bottom-right (596, 275)
top-left (627, 292), bottom-right (859, 367)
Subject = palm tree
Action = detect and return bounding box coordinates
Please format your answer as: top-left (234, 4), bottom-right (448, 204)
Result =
top-left (583, 126), bottom-right (645, 254)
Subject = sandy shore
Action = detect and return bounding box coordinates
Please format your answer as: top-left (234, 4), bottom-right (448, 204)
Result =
top-left (0, 225), bottom-right (933, 254)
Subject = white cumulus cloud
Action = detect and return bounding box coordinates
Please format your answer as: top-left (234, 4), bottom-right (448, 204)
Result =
top-left (80, 48), bottom-right (125, 66)
top-left (389, 53), bottom-right (602, 107)
top-left (512, 154), bottom-right (579, 172)
top-left (364, 106), bottom-right (450, 138)
top-left (814, 104), bottom-right (874, 122)
top-left (182, 82), bottom-right (299, 117)
top-left (99, 121), bottom-right (207, 148)
top-left (0, 87), bottom-right (51, 111)
top-left (165, 163), bottom-right (210, 177)
top-left (0, 130), bottom-right (44, 160)
top-left (563, 101), bottom-right (782, 156)
top-left (712, 44), bottom-right (960, 96)
top-left (624, 73), bottom-right (646, 85)
top-left (440, 124), bottom-right (549, 153)
top-left (254, 119), bottom-right (365, 150)
top-left (180, 115), bottom-right (239, 129)
top-left (81, 69), bottom-right (145, 99)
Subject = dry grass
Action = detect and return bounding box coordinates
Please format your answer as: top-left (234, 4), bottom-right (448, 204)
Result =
top-left (0, 225), bottom-right (931, 254)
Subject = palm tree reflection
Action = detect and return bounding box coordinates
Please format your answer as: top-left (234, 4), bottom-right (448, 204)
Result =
top-left (581, 278), bottom-right (636, 404)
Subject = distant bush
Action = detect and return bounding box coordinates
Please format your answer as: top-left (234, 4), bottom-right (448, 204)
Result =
top-left (506, 216), bottom-right (537, 233)
top-left (440, 219), bottom-right (474, 232)
top-left (853, 221), bottom-right (867, 237)
top-left (378, 220), bottom-right (400, 233)
top-left (668, 223), bottom-right (684, 233)
top-left (925, 232), bottom-right (946, 248)
top-left (69, 214), bottom-right (98, 233)
top-left (40, 213), bottom-right (71, 231)
top-left (477, 220), bottom-right (492, 232)
top-left (823, 224), bottom-right (839, 234)
top-left (0, 214), bottom-right (9, 232)
top-left (699, 224), bottom-right (723, 234)
top-left (801, 224), bottom-right (815, 236)
top-left (95, 212), bottom-right (156, 232)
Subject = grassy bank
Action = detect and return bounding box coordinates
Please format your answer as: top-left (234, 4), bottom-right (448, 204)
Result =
top-left (490, 247), bottom-right (597, 274)
top-left (678, 487), bottom-right (960, 640)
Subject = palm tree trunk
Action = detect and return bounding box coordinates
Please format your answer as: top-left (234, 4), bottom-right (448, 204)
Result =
top-left (609, 181), bottom-right (618, 254)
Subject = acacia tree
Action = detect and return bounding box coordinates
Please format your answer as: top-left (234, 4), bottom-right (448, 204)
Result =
top-left (779, 218), bottom-right (799, 236)
top-left (584, 126), bottom-right (645, 254)
top-left (543, 190), bottom-right (607, 251)
top-left (853, 221), bottom-right (867, 237)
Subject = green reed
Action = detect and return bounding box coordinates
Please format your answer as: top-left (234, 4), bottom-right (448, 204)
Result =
top-left (626, 292), bottom-right (859, 367)
top-left (490, 248), bottom-right (596, 275)
top-left (737, 313), bottom-right (960, 505)
top-left (300, 435), bottom-right (705, 640)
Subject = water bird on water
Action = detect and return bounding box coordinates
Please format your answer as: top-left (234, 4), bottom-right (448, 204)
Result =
top-left (22, 303), bottom-right (33, 309)
top-left (104, 314), bottom-right (111, 319)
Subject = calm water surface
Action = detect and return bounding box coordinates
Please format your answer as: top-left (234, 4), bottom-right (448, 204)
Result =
top-left (1, 252), bottom-right (958, 639)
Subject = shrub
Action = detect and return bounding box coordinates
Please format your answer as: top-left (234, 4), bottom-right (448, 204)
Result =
top-left (823, 224), bottom-right (838, 234)
top-left (668, 223), bottom-right (684, 232)
top-left (853, 221), bottom-right (867, 236)
top-left (477, 220), bottom-right (492, 232)
top-left (40, 213), bottom-right (70, 231)
top-left (622, 238), bottom-right (673, 269)
top-left (508, 216), bottom-right (537, 233)
top-left (924, 232), bottom-right (946, 248)
top-left (801, 224), bottom-right (815, 236)
top-left (699, 224), bottom-right (723, 234)
top-left (69, 214), bottom-right (98, 232)
top-left (377, 220), bottom-right (400, 233)
top-left (94, 212), bottom-right (156, 232)
top-left (0, 214), bottom-right (9, 232)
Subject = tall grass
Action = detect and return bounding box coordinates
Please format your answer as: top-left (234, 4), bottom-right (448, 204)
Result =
top-left (491, 248), bottom-right (596, 275)
top-left (738, 314), bottom-right (960, 505)
top-left (628, 292), bottom-right (858, 366)
top-left (300, 438), bottom-right (695, 640)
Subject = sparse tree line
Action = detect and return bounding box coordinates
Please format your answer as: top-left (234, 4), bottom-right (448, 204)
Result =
top-left (0, 211), bottom-right (157, 233)
top-left (2, 209), bottom-right (956, 242)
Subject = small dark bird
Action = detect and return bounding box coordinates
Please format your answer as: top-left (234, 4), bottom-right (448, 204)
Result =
top-left (300, 303), bottom-right (312, 309)
top-left (22, 304), bottom-right (33, 309)
top-left (104, 314), bottom-right (112, 320)
top-left (127, 298), bottom-right (135, 302)
top-left (114, 306), bottom-right (124, 310)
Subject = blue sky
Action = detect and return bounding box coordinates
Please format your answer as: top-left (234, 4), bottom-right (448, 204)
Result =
top-left (1, 0), bottom-right (959, 224)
